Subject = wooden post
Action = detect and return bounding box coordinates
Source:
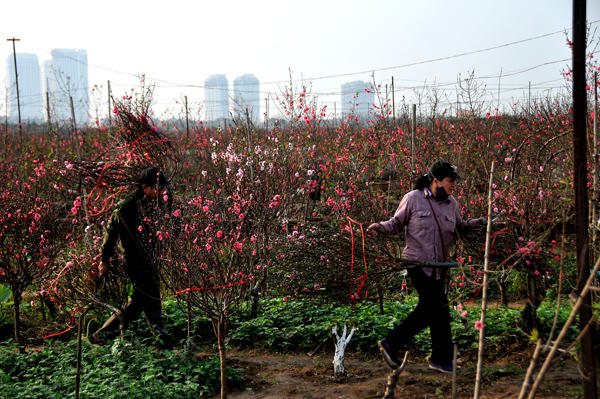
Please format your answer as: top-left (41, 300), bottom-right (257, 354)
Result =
top-left (7, 37), bottom-right (22, 137)
top-left (107, 80), bottom-right (112, 126)
top-left (392, 76), bottom-right (396, 124)
top-left (265, 97), bottom-right (268, 131)
top-left (593, 72), bottom-right (599, 263)
top-left (572, 1), bottom-right (597, 397)
top-left (185, 95), bottom-right (190, 141)
top-left (46, 90), bottom-right (52, 133)
top-left (411, 104), bottom-right (416, 181)
top-left (474, 161), bottom-right (495, 399)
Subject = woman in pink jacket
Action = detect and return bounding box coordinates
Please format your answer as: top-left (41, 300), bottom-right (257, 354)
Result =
top-left (368, 160), bottom-right (483, 373)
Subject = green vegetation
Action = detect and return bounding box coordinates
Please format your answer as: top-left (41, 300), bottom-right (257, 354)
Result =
top-left (0, 340), bottom-right (243, 399)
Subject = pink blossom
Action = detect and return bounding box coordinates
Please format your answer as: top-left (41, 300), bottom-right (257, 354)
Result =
top-left (217, 231), bottom-right (223, 238)
top-left (461, 311), bottom-right (468, 317)
top-left (138, 226), bottom-right (143, 231)
top-left (475, 321), bottom-right (484, 330)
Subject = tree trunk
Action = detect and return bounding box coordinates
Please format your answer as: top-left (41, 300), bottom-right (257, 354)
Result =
top-left (13, 288), bottom-right (22, 347)
top-left (218, 315), bottom-right (228, 399)
top-left (498, 279), bottom-right (508, 307)
top-left (75, 310), bottom-right (87, 399)
top-left (376, 284), bottom-right (384, 315)
top-left (250, 280), bottom-right (261, 319)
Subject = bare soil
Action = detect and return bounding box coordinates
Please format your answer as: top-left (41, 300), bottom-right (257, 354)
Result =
top-left (210, 348), bottom-right (584, 399)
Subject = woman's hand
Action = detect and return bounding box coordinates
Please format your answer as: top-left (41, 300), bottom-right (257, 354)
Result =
top-left (366, 223), bottom-right (382, 236)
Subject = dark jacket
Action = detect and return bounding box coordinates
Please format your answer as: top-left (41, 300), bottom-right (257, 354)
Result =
top-left (101, 188), bottom-right (157, 264)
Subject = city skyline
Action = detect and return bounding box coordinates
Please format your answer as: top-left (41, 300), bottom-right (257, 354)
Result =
top-left (2, 0), bottom-right (598, 126)
top-left (5, 50), bottom-right (390, 125)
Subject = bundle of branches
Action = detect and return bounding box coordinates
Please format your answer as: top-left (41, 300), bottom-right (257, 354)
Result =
top-left (455, 216), bottom-right (560, 269)
top-left (273, 214), bottom-right (566, 306)
top-left (271, 220), bottom-right (428, 304)
top-left (45, 255), bottom-right (131, 339)
top-left (75, 98), bottom-right (182, 217)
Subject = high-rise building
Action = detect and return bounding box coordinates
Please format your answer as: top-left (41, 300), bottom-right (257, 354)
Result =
top-left (341, 81), bottom-right (374, 118)
top-left (233, 74), bottom-right (260, 122)
top-left (204, 74), bottom-right (229, 123)
top-left (6, 53), bottom-right (43, 123)
top-left (45, 49), bottom-right (89, 126)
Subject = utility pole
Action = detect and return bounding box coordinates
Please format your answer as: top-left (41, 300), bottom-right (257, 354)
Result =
top-left (7, 37), bottom-right (22, 137)
top-left (572, 0), bottom-right (597, 397)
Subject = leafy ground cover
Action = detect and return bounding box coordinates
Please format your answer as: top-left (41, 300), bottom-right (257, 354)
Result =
top-left (0, 339), bottom-right (243, 399)
top-left (0, 295), bottom-right (583, 398)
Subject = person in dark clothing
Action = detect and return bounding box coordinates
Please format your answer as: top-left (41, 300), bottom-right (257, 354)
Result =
top-left (93, 167), bottom-right (174, 350)
top-left (367, 160), bottom-right (484, 373)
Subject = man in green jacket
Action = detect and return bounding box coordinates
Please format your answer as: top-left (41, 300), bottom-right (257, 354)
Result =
top-left (93, 167), bottom-right (174, 350)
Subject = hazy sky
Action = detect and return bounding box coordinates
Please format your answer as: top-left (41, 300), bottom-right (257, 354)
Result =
top-left (2, 0), bottom-right (600, 120)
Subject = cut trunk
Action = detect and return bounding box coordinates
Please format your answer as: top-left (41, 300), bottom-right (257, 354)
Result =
top-left (331, 324), bottom-right (357, 378)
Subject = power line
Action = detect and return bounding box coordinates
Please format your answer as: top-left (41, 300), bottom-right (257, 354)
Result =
top-left (25, 20), bottom-right (599, 91)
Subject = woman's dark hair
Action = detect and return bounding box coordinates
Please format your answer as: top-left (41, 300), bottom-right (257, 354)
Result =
top-left (413, 173), bottom-right (433, 190)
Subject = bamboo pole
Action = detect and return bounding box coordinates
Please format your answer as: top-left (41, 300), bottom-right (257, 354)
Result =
top-left (518, 339), bottom-right (543, 399)
top-left (527, 254), bottom-right (600, 398)
top-left (473, 161), bottom-right (495, 399)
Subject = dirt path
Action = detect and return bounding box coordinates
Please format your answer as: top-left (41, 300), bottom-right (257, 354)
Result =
top-left (210, 350), bottom-right (583, 399)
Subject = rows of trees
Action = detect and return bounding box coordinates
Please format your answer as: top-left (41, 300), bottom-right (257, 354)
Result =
top-left (0, 41), bottom-right (599, 397)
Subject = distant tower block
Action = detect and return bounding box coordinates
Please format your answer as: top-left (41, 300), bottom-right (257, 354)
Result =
top-left (46, 49), bottom-right (90, 125)
top-left (6, 53), bottom-right (42, 123)
top-left (204, 74), bottom-right (229, 123)
top-left (233, 74), bottom-right (260, 122)
top-left (341, 81), bottom-right (374, 118)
